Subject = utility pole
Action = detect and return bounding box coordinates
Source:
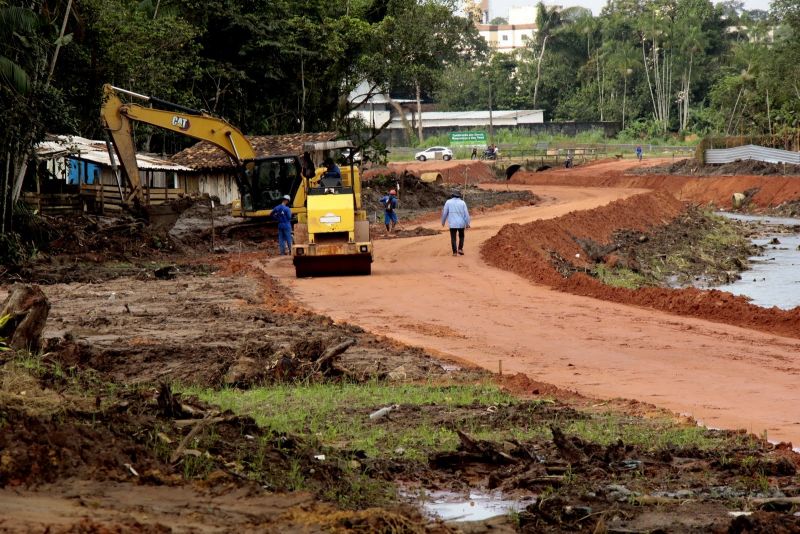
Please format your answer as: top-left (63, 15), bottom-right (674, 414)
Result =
top-left (488, 79), bottom-right (494, 144)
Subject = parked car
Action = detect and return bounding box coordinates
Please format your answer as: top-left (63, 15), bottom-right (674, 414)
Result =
top-left (414, 146), bottom-right (453, 161)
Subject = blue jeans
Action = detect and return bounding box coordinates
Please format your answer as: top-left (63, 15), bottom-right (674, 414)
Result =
top-left (384, 211), bottom-right (398, 225)
top-left (278, 224), bottom-right (292, 255)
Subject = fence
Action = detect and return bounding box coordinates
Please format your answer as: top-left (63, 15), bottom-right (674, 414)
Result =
top-left (80, 183), bottom-right (186, 214)
top-left (388, 144), bottom-right (695, 164)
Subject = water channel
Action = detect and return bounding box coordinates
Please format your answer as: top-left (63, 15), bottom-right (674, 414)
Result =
top-left (715, 212), bottom-right (800, 310)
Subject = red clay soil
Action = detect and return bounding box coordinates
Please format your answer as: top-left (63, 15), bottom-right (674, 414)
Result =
top-left (513, 158), bottom-right (800, 208)
top-left (363, 160), bottom-right (496, 184)
top-left (482, 189), bottom-right (800, 340)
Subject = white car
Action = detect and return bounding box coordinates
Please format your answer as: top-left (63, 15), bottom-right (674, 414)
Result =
top-left (414, 146), bottom-right (453, 161)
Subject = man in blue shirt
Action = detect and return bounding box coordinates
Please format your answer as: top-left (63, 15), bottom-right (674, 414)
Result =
top-left (323, 157), bottom-right (341, 179)
top-left (379, 189), bottom-right (399, 232)
top-left (272, 194), bottom-right (293, 255)
top-left (441, 190), bottom-right (470, 256)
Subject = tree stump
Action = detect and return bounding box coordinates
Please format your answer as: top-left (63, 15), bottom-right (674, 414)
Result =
top-left (0, 284), bottom-right (50, 352)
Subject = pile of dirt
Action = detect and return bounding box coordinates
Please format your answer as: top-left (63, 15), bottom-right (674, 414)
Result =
top-left (636, 158), bottom-right (800, 177)
top-left (511, 158), bottom-right (800, 209)
top-left (483, 190), bottom-right (800, 340)
top-left (363, 173), bottom-right (451, 211)
top-left (363, 160), bottom-right (498, 185)
top-left (365, 178), bottom-right (536, 238)
top-left (0, 400), bottom-right (169, 487)
top-left (168, 198), bottom-right (237, 245)
top-left (24, 213), bottom-right (174, 262)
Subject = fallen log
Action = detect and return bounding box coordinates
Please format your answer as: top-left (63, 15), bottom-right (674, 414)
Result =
top-left (314, 338), bottom-right (356, 372)
top-left (0, 284), bottom-right (50, 352)
top-left (171, 413), bottom-right (215, 463)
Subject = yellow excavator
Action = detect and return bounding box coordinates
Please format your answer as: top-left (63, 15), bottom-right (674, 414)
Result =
top-left (100, 84), bottom-right (372, 277)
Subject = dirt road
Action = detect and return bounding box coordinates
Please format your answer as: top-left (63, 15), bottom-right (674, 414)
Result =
top-left (270, 179), bottom-right (800, 446)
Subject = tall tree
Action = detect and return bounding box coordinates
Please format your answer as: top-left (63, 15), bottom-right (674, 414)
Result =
top-left (1, 1), bottom-right (71, 244)
top-left (531, 2), bottom-right (563, 109)
top-left (368, 0), bottom-right (483, 142)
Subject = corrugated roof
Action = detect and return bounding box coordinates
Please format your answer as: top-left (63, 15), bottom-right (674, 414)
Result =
top-left (170, 132), bottom-right (338, 171)
top-left (407, 110), bottom-right (541, 121)
top-left (36, 135), bottom-right (193, 172)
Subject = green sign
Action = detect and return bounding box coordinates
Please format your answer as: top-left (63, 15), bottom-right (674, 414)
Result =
top-left (449, 131), bottom-right (487, 145)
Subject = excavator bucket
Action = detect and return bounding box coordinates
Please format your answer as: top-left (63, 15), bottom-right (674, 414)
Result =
top-left (293, 253), bottom-right (372, 278)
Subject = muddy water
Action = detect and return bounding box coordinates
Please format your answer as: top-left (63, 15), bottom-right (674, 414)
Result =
top-left (716, 212), bottom-right (800, 310)
top-left (415, 490), bottom-right (533, 522)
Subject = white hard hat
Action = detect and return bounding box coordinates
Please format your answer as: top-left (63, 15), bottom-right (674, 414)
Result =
top-left (282, 195), bottom-right (291, 200)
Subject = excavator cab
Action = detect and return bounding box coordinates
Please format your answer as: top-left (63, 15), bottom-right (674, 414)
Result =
top-left (239, 156), bottom-right (303, 215)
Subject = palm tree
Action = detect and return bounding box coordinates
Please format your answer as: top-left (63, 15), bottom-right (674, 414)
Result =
top-left (609, 43), bottom-right (640, 129)
top-left (0, 6), bottom-right (37, 94)
top-left (677, 24), bottom-right (705, 131)
top-left (531, 2), bottom-right (562, 109)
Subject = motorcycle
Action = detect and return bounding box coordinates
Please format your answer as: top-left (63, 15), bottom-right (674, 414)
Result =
top-left (481, 149), bottom-right (498, 160)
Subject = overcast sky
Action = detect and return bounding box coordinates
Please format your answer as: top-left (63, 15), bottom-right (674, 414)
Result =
top-left (489, 0), bottom-right (772, 19)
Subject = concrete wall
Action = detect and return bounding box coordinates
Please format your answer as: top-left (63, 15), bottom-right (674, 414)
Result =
top-left (377, 121), bottom-right (622, 147)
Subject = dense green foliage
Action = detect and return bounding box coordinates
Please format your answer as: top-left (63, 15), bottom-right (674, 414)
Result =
top-left (1, 0), bottom-right (798, 242)
top-left (439, 0), bottom-right (798, 141)
top-left (0, 0), bottom-right (480, 247)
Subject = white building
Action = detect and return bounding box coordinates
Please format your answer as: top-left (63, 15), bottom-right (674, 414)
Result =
top-left (476, 21), bottom-right (536, 51)
top-left (391, 110), bottom-right (543, 129)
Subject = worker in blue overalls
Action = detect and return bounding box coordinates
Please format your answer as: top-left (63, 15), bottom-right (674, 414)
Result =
top-left (379, 189), bottom-right (399, 233)
top-left (272, 194), bottom-right (293, 255)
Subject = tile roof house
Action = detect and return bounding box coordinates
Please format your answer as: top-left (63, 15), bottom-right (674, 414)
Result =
top-left (170, 132), bottom-right (338, 170)
top-left (170, 132), bottom-right (340, 205)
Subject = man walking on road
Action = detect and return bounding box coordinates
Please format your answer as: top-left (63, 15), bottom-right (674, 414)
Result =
top-left (441, 190), bottom-right (470, 256)
top-left (272, 194), bottom-right (293, 255)
top-left (379, 189), bottom-right (399, 233)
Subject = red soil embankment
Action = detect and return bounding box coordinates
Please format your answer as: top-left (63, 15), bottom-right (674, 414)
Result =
top-left (512, 160), bottom-right (800, 208)
top-left (482, 189), bottom-right (800, 339)
top-left (363, 160), bottom-right (495, 184)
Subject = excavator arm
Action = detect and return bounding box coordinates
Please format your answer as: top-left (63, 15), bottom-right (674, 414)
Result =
top-left (100, 84), bottom-right (255, 203)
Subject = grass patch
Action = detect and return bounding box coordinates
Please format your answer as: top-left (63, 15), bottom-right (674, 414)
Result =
top-left (592, 264), bottom-right (649, 289)
top-left (181, 381), bottom-right (517, 461)
top-left (180, 381), bottom-right (748, 464)
top-left (565, 413), bottom-right (754, 451)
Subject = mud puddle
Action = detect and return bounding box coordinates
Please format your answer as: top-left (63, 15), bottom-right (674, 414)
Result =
top-left (415, 489), bottom-right (533, 522)
top-left (420, 490), bottom-right (535, 523)
top-left (716, 212), bottom-right (800, 309)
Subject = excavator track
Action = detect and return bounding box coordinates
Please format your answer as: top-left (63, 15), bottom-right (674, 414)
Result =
top-left (293, 254), bottom-right (372, 278)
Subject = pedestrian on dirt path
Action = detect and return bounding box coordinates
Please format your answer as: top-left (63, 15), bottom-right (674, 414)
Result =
top-left (379, 189), bottom-right (399, 232)
top-left (636, 145), bottom-right (643, 161)
top-left (471, 147), bottom-right (478, 160)
top-left (441, 190), bottom-right (470, 256)
top-left (272, 195), bottom-right (293, 255)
